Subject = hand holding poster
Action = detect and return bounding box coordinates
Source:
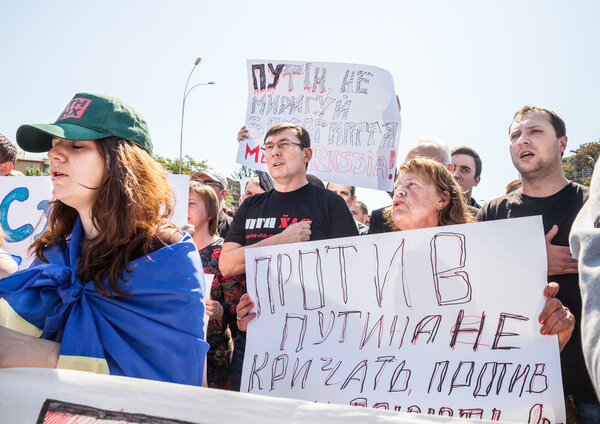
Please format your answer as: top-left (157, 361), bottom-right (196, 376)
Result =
top-left (236, 59), bottom-right (402, 191)
top-left (241, 217), bottom-right (566, 423)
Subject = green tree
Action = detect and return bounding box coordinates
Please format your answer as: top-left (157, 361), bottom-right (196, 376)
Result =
top-left (25, 167), bottom-right (44, 176)
top-left (562, 141), bottom-right (600, 186)
top-left (226, 166), bottom-right (258, 211)
top-left (224, 178), bottom-right (240, 211)
top-left (154, 155), bottom-right (208, 175)
top-left (230, 165), bottom-right (256, 181)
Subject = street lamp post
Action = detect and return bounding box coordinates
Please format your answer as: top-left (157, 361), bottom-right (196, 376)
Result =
top-left (178, 57), bottom-right (216, 174)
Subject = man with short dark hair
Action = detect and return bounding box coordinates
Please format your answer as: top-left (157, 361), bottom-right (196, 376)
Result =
top-left (451, 146), bottom-right (482, 208)
top-left (220, 123), bottom-right (358, 277)
top-left (326, 182), bottom-right (368, 234)
top-left (326, 182), bottom-right (356, 206)
top-left (220, 123), bottom-right (358, 390)
top-left (0, 133), bottom-right (17, 176)
top-left (479, 106), bottom-right (597, 421)
top-left (191, 169), bottom-right (232, 237)
top-left (350, 200), bottom-right (369, 226)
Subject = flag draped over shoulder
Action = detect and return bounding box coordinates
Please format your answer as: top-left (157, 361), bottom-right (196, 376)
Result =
top-left (0, 217), bottom-right (209, 386)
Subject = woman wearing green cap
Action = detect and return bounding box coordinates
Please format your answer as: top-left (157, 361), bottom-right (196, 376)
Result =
top-left (0, 93), bottom-right (209, 385)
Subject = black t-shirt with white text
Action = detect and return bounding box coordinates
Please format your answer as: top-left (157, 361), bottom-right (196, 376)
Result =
top-left (225, 183), bottom-right (359, 247)
top-left (479, 182), bottom-right (595, 402)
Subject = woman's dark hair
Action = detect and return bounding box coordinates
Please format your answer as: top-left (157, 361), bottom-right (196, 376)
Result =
top-left (32, 136), bottom-right (177, 296)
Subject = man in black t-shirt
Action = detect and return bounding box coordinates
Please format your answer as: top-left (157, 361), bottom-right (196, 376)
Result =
top-left (479, 106), bottom-right (597, 421)
top-left (225, 182), bottom-right (358, 248)
top-left (220, 123), bottom-right (358, 390)
top-left (220, 123), bottom-right (358, 276)
top-left (451, 146), bottom-right (482, 208)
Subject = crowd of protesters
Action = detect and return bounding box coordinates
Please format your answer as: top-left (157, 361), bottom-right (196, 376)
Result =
top-left (0, 94), bottom-right (598, 423)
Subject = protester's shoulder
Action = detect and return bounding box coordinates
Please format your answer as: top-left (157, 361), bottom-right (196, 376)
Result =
top-left (34, 241), bottom-right (69, 266)
top-left (152, 223), bottom-right (184, 246)
top-left (287, 183), bottom-right (344, 208)
top-left (219, 209), bottom-right (233, 223)
top-left (568, 181), bottom-right (590, 201)
top-left (140, 224), bottom-right (187, 259)
top-left (201, 238), bottom-right (224, 254)
top-left (199, 239), bottom-right (223, 272)
top-left (466, 205), bottom-right (479, 221)
top-left (370, 206), bottom-right (387, 221)
top-left (485, 189), bottom-right (521, 206)
top-left (238, 189), bottom-right (272, 210)
top-left (368, 205), bottom-right (393, 234)
top-left (304, 182), bottom-right (329, 196)
top-left (478, 190), bottom-right (521, 221)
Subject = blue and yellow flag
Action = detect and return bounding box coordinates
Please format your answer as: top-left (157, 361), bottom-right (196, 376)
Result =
top-left (0, 218), bottom-right (209, 386)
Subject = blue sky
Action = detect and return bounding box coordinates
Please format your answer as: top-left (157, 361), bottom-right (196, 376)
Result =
top-left (2, 1), bottom-right (599, 209)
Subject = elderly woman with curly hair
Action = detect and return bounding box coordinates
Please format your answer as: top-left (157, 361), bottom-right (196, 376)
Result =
top-left (381, 157), bottom-right (573, 351)
top-left (384, 157), bottom-right (474, 230)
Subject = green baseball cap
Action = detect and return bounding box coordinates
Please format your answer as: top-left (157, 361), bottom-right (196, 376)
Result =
top-left (16, 92), bottom-right (153, 154)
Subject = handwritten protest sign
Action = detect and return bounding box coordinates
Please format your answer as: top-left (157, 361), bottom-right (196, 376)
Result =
top-left (236, 59), bottom-right (402, 191)
top-left (0, 175), bottom-right (190, 268)
top-left (241, 217), bottom-right (566, 423)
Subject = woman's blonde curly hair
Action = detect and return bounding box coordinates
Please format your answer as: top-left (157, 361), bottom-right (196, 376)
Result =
top-left (385, 157), bottom-right (474, 230)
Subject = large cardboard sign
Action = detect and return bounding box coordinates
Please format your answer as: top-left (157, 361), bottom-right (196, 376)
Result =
top-left (0, 368), bottom-right (493, 423)
top-left (241, 217), bottom-right (566, 423)
top-left (0, 175), bottom-right (189, 268)
top-left (237, 59), bottom-right (402, 191)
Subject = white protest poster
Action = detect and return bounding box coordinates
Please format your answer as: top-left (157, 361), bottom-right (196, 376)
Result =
top-left (168, 174), bottom-right (190, 227)
top-left (1, 175), bottom-right (190, 268)
top-left (241, 217), bottom-right (566, 423)
top-left (236, 59), bottom-right (402, 191)
top-left (1, 368), bottom-right (489, 423)
top-left (0, 176), bottom-right (51, 268)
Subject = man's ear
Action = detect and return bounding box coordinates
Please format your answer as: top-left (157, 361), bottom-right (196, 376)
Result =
top-left (473, 176), bottom-right (481, 187)
top-left (304, 147), bottom-right (312, 163)
top-left (558, 136), bottom-right (568, 155)
top-left (0, 162), bottom-right (13, 176)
